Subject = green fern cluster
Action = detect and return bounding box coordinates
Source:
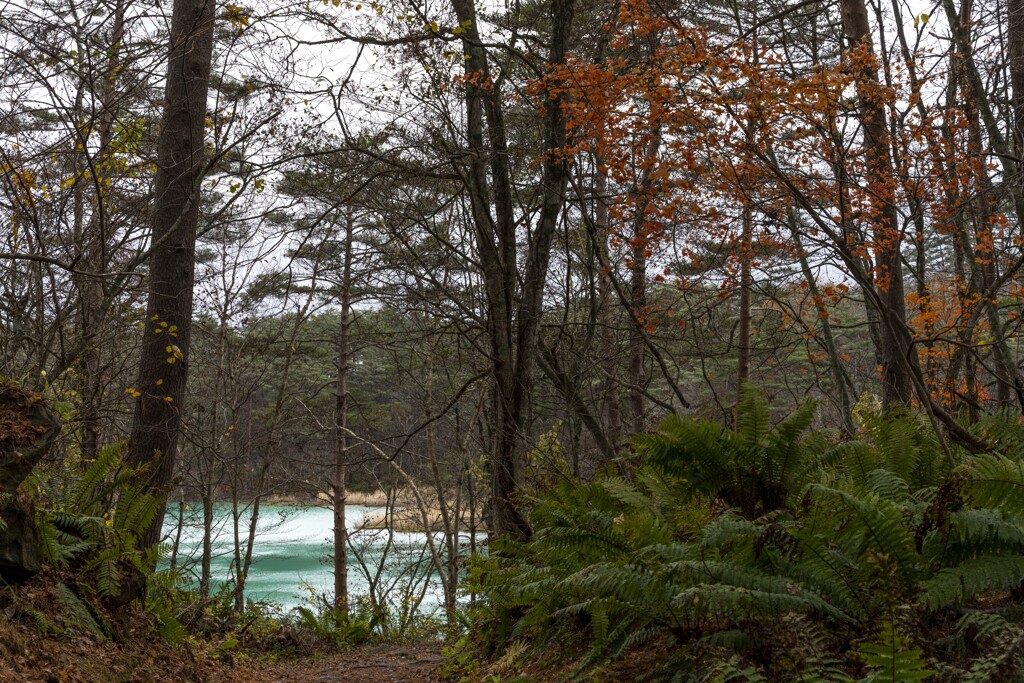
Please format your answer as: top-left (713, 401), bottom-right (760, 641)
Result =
top-left (291, 602), bottom-right (378, 647)
top-left (472, 389), bottom-right (1024, 681)
top-left (31, 444), bottom-right (162, 599)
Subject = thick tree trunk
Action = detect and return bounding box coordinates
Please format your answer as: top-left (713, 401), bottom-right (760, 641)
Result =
top-left (450, 0), bottom-right (575, 542)
top-left (838, 0), bottom-right (913, 407)
top-left (126, 0), bottom-right (215, 549)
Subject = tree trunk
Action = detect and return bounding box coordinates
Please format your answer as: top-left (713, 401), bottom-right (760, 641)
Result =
top-left (334, 218), bottom-right (353, 613)
top-left (594, 165), bottom-right (623, 450)
top-left (199, 489), bottom-right (213, 598)
top-left (1009, 0), bottom-right (1024, 157)
top-left (838, 0), bottom-right (913, 407)
top-left (126, 0), bottom-right (216, 549)
top-left (736, 199), bottom-right (753, 407)
top-left (628, 236), bottom-right (646, 432)
top-left (450, 0), bottom-right (575, 542)
top-left (790, 213), bottom-right (856, 434)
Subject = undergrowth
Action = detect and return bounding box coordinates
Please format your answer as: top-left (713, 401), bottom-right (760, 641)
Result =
top-left (458, 389), bottom-right (1024, 681)
top-left (22, 442), bottom-right (399, 659)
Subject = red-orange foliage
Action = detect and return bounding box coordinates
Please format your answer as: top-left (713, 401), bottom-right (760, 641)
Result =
top-left (540, 0), bottom-right (1012, 410)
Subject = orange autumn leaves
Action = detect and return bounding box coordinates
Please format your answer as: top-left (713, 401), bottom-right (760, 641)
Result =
top-left (534, 0), bottom-right (1013, 409)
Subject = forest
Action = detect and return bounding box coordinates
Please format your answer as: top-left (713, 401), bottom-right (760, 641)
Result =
top-left (3, 0), bottom-right (1024, 678)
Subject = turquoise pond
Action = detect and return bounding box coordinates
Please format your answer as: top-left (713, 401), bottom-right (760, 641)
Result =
top-left (162, 503), bottom-right (474, 613)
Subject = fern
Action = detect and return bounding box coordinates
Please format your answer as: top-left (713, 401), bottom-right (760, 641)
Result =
top-left (921, 556), bottom-right (1024, 610)
top-left (957, 611), bottom-right (1012, 644)
top-left (969, 455), bottom-right (1024, 517)
top-left (634, 388), bottom-right (826, 517)
top-left (737, 383), bottom-right (772, 450)
top-left (32, 443), bottom-right (162, 600)
top-left (804, 484), bottom-right (919, 586)
top-left (700, 657), bottom-right (768, 683)
top-left (962, 624), bottom-right (1024, 682)
top-left (150, 602), bottom-right (187, 646)
top-left (474, 396), bottom-right (1024, 679)
top-left (858, 621), bottom-right (934, 682)
top-left (975, 411), bottom-right (1024, 463)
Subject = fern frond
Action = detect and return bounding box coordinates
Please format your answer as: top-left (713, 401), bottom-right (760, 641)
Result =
top-left (150, 602), bottom-right (186, 646)
top-left (920, 555), bottom-right (1024, 610)
top-left (864, 469), bottom-right (912, 503)
top-left (957, 611), bottom-right (1012, 644)
top-left (969, 455), bottom-right (1024, 517)
top-left (805, 484), bottom-right (919, 583)
top-left (805, 441), bottom-right (879, 484)
top-left (948, 509), bottom-right (1024, 555)
top-left (858, 621), bottom-right (934, 682)
top-left (962, 624), bottom-right (1024, 682)
top-left (737, 384), bottom-right (772, 450)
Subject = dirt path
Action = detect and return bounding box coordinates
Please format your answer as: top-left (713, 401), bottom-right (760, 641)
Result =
top-left (211, 645), bottom-right (446, 683)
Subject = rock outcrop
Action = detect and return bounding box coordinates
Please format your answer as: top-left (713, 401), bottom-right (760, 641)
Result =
top-left (0, 382), bottom-right (60, 582)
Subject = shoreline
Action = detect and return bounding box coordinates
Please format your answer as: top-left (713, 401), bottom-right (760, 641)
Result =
top-left (356, 506), bottom-right (485, 533)
top-left (181, 490), bottom-right (487, 533)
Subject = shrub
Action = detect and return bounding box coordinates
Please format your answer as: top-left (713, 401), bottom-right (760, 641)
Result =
top-left (471, 390), bottom-right (1024, 680)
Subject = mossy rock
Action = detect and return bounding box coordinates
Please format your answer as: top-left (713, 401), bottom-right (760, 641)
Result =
top-left (0, 382), bottom-right (60, 495)
top-left (0, 503), bottom-right (41, 581)
top-left (0, 381), bottom-right (60, 583)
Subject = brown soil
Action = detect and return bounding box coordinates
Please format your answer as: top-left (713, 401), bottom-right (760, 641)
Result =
top-left (211, 645), bottom-right (444, 683)
top-left (0, 622), bottom-right (445, 683)
top-left (0, 640), bottom-right (445, 683)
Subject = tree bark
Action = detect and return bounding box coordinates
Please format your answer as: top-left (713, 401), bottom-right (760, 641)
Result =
top-left (1009, 0), bottom-right (1024, 158)
top-left (838, 0), bottom-right (913, 407)
top-left (334, 218), bottom-right (353, 613)
top-left (450, 0), bottom-right (575, 541)
top-left (736, 199), bottom-right (753, 405)
top-left (126, 0), bottom-right (216, 549)
top-left (594, 165), bottom-right (623, 450)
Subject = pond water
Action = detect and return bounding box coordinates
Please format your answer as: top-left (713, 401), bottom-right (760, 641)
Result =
top-left (162, 503), bottom-right (477, 614)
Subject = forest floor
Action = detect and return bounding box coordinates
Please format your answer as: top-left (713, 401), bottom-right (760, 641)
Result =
top-left (209, 644), bottom-right (445, 683)
top-left (0, 571), bottom-right (447, 683)
top-left (0, 632), bottom-right (446, 683)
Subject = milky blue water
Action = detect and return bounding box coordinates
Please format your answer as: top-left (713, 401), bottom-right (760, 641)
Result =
top-left (162, 503), bottom-right (473, 613)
